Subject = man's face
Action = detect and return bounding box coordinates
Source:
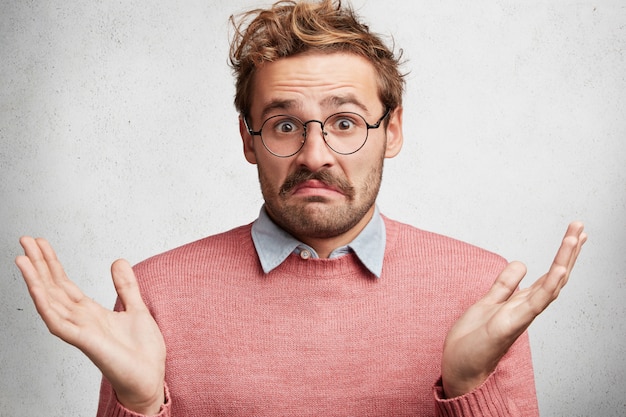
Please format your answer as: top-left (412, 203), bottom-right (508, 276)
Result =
top-left (240, 52), bottom-right (403, 247)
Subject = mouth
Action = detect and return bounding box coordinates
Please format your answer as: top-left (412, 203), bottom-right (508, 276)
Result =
top-left (279, 169), bottom-right (354, 200)
top-left (291, 179), bottom-right (344, 197)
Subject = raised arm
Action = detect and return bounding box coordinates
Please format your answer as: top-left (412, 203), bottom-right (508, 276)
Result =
top-left (15, 237), bottom-right (166, 415)
top-left (441, 221), bottom-right (587, 399)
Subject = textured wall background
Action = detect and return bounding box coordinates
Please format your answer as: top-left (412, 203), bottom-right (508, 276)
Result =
top-left (1, 1), bottom-right (625, 416)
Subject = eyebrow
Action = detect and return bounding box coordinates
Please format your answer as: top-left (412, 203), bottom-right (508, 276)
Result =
top-left (259, 94), bottom-right (370, 121)
top-left (260, 99), bottom-right (301, 120)
top-left (320, 95), bottom-right (369, 115)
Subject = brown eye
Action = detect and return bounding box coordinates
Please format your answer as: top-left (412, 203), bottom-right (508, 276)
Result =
top-left (327, 114), bottom-right (360, 134)
top-left (266, 116), bottom-right (302, 136)
top-left (337, 119), bottom-right (354, 130)
top-left (277, 121), bottom-right (296, 133)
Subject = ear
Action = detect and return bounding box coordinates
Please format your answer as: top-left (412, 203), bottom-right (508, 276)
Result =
top-left (384, 106), bottom-right (404, 158)
top-left (239, 116), bottom-right (258, 164)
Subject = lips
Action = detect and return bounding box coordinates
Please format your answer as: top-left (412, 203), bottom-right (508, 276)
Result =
top-left (279, 168), bottom-right (355, 199)
top-left (292, 179), bottom-right (343, 196)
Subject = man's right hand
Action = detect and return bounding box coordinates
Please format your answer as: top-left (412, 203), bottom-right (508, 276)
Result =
top-left (16, 237), bottom-right (166, 416)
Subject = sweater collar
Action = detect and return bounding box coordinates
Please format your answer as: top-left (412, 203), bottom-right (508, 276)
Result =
top-left (251, 205), bottom-right (386, 278)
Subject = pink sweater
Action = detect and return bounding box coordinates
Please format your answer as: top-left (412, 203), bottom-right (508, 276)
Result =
top-left (97, 217), bottom-right (539, 416)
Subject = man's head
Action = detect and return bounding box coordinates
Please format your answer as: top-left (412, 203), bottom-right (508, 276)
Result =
top-left (230, 0), bottom-right (405, 254)
top-left (229, 0), bottom-right (405, 117)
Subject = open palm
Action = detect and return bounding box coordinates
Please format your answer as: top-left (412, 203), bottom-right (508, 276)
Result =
top-left (441, 222), bottom-right (586, 398)
top-left (16, 237), bottom-right (166, 415)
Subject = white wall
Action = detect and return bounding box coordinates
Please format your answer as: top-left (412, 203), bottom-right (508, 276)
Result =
top-left (1, 1), bottom-right (624, 415)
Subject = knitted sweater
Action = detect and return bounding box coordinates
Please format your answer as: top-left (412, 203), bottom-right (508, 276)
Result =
top-left (96, 217), bottom-right (539, 416)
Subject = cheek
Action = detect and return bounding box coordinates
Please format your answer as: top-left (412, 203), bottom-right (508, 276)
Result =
top-left (341, 153), bottom-right (384, 184)
top-left (257, 159), bottom-right (291, 193)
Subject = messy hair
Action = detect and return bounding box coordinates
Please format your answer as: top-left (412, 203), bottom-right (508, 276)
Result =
top-left (229, 0), bottom-right (405, 116)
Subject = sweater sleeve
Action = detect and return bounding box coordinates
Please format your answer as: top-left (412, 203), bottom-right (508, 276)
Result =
top-left (96, 379), bottom-right (171, 417)
top-left (432, 330), bottom-right (539, 417)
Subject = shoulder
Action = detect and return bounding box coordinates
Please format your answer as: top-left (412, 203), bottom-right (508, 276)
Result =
top-left (381, 215), bottom-right (507, 289)
top-left (132, 223), bottom-right (257, 280)
top-left (383, 215), bottom-right (505, 261)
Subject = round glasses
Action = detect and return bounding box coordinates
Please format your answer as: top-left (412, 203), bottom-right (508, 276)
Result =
top-left (244, 108), bottom-right (390, 157)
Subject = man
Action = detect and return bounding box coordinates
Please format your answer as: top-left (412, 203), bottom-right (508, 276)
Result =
top-left (16, 1), bottom-right (586, 416)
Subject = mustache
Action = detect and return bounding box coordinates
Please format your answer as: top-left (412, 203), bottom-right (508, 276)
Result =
top-left (279, 168), bottom-right (355, 198)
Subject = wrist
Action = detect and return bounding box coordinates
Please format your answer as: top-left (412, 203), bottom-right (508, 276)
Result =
top-left (117, 383), bottom-right (166, 416)
top-left (441, 371), bottom-right (490, 399)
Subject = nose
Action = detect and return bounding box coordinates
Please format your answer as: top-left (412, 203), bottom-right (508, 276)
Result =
top-left (294, 121), bottom-right (335, 171)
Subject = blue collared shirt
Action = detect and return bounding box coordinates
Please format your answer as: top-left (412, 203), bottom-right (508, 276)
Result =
top-left (251, 206), bottom-right (386, 277)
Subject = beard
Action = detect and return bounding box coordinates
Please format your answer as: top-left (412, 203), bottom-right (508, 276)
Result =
top-left (258, 160), bottom-right (384, 240)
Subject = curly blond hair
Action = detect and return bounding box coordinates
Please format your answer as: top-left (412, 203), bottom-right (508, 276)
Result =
top-left (229, 0), bottom-right (405, 116)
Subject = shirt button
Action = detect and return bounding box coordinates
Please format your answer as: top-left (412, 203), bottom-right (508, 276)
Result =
top-left (300, 249), bottom-right (312, 260)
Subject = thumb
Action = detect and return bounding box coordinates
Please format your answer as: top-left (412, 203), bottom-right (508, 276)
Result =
top-left (111, 259), bottom-right (146, 312)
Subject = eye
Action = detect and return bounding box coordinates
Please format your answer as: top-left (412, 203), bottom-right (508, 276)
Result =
top-left (277, 121), bottom-right (296, 133)
top-left (336, 118), bottom-right (355, 130)
top-left (268, 117), bottom-right (301, 135)
top-left (327, 114), bottom-right (361, 133)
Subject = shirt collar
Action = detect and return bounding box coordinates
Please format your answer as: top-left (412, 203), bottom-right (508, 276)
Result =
top-left (251, 206), bottom-right (386, 277)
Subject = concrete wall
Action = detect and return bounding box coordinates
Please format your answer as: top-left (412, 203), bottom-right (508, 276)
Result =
top-left (1, 0), bottom-right (624, 415)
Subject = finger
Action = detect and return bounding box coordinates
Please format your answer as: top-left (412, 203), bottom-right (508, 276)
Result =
top-left (524, 223), bottom-right (586, 314)
top-left (34, 237), bottom-right (85, 302)
top-left (17, 236), bottom-right (88, 318)
top-left (481, 261), bottom-right (527, 304)
top-left (559, 222), bottom-right (585, 271)
top-left (564, 221), bottom-right (585, 239)
top-left (18, 237), bottom-right (76, 294)
top-left (18, 236), bottom-right (53, 284)
top-left (36, 237), bottom-right (65, 279)
top-left (565, 223), bottom-right (586, 273)
top-left (558, 228), bottom-right (587, 291)
top-left (16, 251), bottom-right (76, 337)
top-left (571, 231), bottom-right (587, 270)
top-left (15, 253), bottom-right (47, 306)
top-left (544, 222), bottom-right (586, 291)
top-left (111, 259), bottom-right (147, 313)
top-left (16, 237), bottom-right (55, 304)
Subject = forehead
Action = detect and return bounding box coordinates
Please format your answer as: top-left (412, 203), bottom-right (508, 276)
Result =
top-left (250, 52), bottom-right (381, 119)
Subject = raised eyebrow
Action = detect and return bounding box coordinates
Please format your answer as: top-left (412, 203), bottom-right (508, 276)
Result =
top-left (321, 95), bottom-right (369, 115)
top-left (260, 99), bottom-right (301, 120)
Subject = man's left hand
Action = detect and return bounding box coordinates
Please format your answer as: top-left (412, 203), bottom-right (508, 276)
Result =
top-left (441, 222), bottom-right (587, 398)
